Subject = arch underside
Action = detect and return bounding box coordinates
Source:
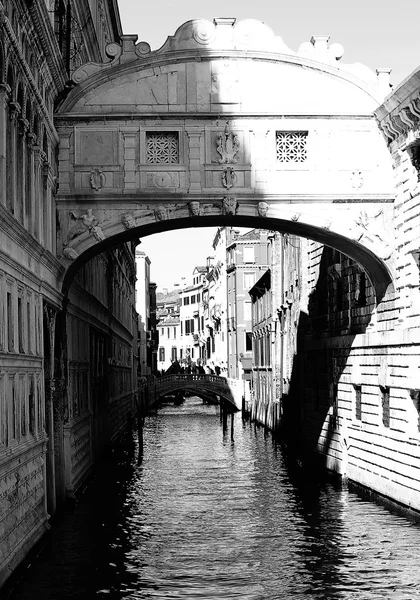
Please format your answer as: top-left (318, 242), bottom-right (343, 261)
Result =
top-left (153, 380), bottom-right (237, 408)
top-left (61, 212), bottom-right (394, 304)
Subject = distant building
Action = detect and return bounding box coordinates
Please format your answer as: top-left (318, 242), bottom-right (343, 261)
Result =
top-left (179, 266), bottom-right (208, 368)
top-left (226, 229), bottom-right (270, 394)
top-left (249, 233), bottom-right (301, 429)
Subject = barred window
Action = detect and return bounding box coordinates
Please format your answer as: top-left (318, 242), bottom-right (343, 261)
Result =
top-left (276, 131), bottom-right (308, 163)
top-left (146, 132), bottom-right (179, 164)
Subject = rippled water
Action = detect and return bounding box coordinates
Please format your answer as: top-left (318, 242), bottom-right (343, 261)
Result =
top-left (7, 397), bottom-right (420, 599)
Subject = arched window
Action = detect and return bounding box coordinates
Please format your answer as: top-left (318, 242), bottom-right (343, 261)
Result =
top-left (6, 64), bottom-right (15, 213)
top-left (0, 43), bottom-right (5, 83)
top-left (16, 82), bottom-right (24, 223)
top-left (25, 98), bottom-right (32, 229)
top-left (54, 0), bottom-right (71, 73)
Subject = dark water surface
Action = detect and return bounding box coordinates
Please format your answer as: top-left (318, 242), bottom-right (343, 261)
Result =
top-left (6, 397), bottom-right (420, 599)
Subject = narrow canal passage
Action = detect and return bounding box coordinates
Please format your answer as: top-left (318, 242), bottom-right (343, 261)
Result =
top-left (6, 397), bottom-right (420, 599)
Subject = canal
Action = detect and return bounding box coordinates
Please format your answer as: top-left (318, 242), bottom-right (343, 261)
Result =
top-left (5, 397), bottom-right (420, 599)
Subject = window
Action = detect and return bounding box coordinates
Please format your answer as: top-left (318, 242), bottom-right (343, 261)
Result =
top-left (183, 297), bottom-right (190, 306)
top-left (244, 302), bottom-right (252, 322)
top-left (173, 327), bottom-right (176, 339)
top-left (244, 272), bottom-right (255, 290)
top-left (171, 347), bottom-right (177, 361)
top-left (243, 247), bottom-right (254, 263)
top-left (197, 293), bottom-right (200, 302)
top-left (354, 385), bottom-right (362, 421)
top-left (245, 332), bottom-right (252, 351)
top-left (381, 386), bottom-right (390, 428)
top-left (146, 132), bottom-right (179, 163)
top-left (167, 327), bottom-right (170, 338)
top-left (276, 131), bottom-right (308, 163)
top-left (159, 347), bottom-right (165, 362)
top-left (7, 292), bottom-right (13, 352)
top-left (191, 295), bottom-right (196, 304)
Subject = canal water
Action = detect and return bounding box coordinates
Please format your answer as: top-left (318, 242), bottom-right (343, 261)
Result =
top-left (6, 397), bottom-right (420, 599)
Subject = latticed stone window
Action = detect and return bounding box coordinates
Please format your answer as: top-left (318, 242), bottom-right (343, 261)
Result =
top-left (276, 131), bottom-right (308, 163)
top-left (146, 132), bottom-right (179, 164)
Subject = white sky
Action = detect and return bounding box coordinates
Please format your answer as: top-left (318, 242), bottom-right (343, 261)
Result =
top-left (118, 0), bottom-right (420, 291)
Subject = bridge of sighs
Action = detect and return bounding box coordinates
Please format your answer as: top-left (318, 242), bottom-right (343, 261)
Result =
top-left (55, 17), bottom-right (398, 302)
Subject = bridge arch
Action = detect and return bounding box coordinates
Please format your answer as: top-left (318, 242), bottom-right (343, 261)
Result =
top-left (55, 17), bottom-right (396, 302)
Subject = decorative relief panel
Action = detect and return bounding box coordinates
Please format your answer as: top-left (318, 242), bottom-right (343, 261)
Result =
top-left (75, 130), bottom-right (119, 166)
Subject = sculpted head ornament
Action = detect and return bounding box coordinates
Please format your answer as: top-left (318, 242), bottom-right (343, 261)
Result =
top-left (155, 206), bottom-right (168, 221)
top-left (189, 202), bottom-right (201, 217)
top-left (222, 196), bottom-right (237, 216)
top-left (121, 213), bottom-right (136, 229)
top-left (257, 202), bottom-right (269, 217)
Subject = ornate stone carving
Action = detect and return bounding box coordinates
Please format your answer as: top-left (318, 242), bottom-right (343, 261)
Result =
top-left (121, 213), bottom-right (136, 229)
top-left (216, 130), bottom-right (239, 164)
top-left (64, 209), bottom-right (105, 247)
top-left (154, 205), bottom-right (168, 221)
top-left (189, 201), bottom-right (201, 217)
top-left (350, 209), bottom-right (392, 260)
top-left (63, 247), bottom-right (79, 260)
top-left (221, 167), bottom-right (237, 189)
top-left (291, 212), bottom-right (301, 222)
top-left (193, 20), bottom-right (216, 45)
top-left (222, 196), bottom-right (237, 216)
top-left (90, 169), bottom-right (106, 191)
top-left (257, 201), bottom-right (269, 217)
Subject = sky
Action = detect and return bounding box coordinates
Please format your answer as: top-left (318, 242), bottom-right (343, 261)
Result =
top-left (118, 0), bottom-right (420, 291)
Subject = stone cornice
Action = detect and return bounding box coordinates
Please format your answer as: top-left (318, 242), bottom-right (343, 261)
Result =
top-left (0, 204), bottom-right (64, 278)
top-left (374, 67), bottom-right (420, 147)
top-left (22, 0), bottom-right (67, 92)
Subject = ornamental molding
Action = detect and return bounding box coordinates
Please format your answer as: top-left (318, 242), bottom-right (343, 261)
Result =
top-left (0, 2), bottom-right (60, 143)
top-left (376, 93), bottom-right (420, 146)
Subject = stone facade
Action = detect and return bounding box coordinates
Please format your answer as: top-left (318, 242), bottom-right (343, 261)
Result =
top-left (0, 0), bottom-right (137, 588)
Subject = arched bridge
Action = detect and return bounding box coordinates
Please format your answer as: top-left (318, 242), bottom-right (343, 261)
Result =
top-left (55, 17), bottom-right (398, 303)
top-left (142, 374), bottom-right (243, 410)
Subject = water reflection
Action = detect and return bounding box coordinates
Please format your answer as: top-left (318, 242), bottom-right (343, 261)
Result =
top-left (6, 397), bottom-right (420, 600)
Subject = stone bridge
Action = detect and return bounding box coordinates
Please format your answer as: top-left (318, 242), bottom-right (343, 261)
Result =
top-left (141, 374), bottom-right (243, 410)
top-left (54, 17), bottom-right (399, 303)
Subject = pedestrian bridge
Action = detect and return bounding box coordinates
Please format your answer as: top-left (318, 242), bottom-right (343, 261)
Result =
top-left (55, 17), bottom-right (398, 303)
top-left (143, 374), bottom-right (243, 410)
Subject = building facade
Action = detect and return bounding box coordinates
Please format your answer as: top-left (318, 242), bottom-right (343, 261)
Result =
top-left (226, 229), bottom-right (270, 387)
top-left (0, 0), bottom-right (138, 588)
